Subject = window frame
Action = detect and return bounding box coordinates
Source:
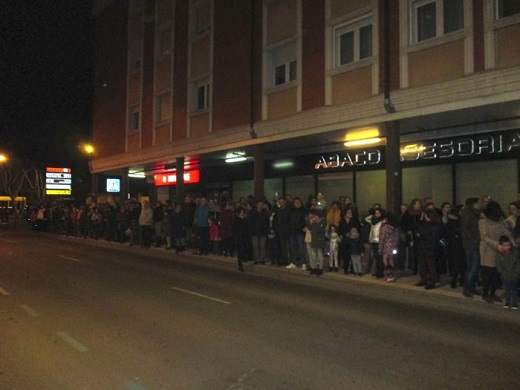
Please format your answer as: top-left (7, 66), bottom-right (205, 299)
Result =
top-left (495, 0), bottom-right (520, 19)
top-left (410, 0), bottom-right (465, 44)
top-left (333, 14), bottom-right (373, 68)
top-left (191, 79), bottom-right (210, 112)
top-left (266, 40), bottom-right (297, 89)
top-left (128, 106), bottom-right (141, 133)
top-left (155, 92), bottom-right (171, 122)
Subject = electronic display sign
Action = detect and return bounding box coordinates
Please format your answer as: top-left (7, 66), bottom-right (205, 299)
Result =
top-left (46, 167), bottom-right (72, 195)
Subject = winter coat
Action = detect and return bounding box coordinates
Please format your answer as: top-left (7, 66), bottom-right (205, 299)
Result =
top-left (247, 208), bottom-right (270, 236)
top-left (171, 210), bottom-right (186, 239)
top-left (348, 236), bottom-right (364, 255)
top-left (308, 216), bottom-right (326, 250)
top-left (378, 222), bottom-right (400, 256)
top-left (288, 206), bottom-right (307, 235)
top-left (479, 217), bottom-right (511, 268)
top-left (460, 206), bottom-right (481, 251)
top-left (219, 208), bottom-right (234, 239)
top-left (496, 248), bottom-right (520, 281)
top-left (417, 221), bottom-right (443, 258)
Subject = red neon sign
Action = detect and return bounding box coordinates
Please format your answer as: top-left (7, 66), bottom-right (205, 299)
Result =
top-left (154, 170), bottom-right (200, 186)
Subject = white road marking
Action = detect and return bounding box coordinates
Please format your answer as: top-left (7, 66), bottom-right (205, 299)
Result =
top-left (56, 331), bottom-right (89, 353)
top-left (20, 304), bottom-right (40, 317)
top-left (0, 238), bottom-right (16, 243)
top-left (0, 287), bottom-right (11, 296)
top-left (58, 255), bottom-right (81, 263)
top-left (171, 287), bottom-right (232, 305)
top-left (125, 380), bottom-right (147, 390)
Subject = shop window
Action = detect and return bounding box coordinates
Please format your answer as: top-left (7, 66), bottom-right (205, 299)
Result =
top-left (496, 0), bottom-right (520, 19)
top-left (128, 106), bottom-right (140, 132)
top-left (267, 41), bottom-right (297, 88)
top-left (411, 0), bottom-right (464, 43)
top-left (334, 16), bottom-right (372, 67)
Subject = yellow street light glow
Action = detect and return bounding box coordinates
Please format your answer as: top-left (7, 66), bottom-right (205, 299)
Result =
top-left (83, 144), bottom-right (95, 155)
top-left (0, 154), bottom-right (7, 163)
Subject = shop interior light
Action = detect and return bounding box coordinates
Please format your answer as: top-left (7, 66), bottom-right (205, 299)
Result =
top-left (401, 144), bottom-right (425, 154)
top-left (128, 172), bottom-right (146, 178)
top-left (225, 151), bottom-right (247, 163)
top-left (344, 137), bottom-right (383, 147)
top-left (273, 160), bottom-right (294, 169)
top-left (344, 128), bottom-right (382, 147)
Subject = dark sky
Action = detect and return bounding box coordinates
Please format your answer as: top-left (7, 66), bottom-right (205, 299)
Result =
top-left (0, 0), bottom-right (94, 166)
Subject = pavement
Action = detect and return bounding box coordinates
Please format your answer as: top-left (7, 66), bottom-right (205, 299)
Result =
top-left (49, 233), bottom-right (496, 306)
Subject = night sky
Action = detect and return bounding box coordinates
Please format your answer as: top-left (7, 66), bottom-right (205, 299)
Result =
top-left (0, 0), bottom-right (94, 166)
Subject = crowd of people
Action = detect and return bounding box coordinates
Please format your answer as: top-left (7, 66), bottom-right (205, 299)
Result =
top-left (27, 192), bottom-right (520, 308)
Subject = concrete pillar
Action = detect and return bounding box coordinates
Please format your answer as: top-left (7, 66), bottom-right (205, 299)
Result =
top-left (253, 145), bottom-right (265, 201)
top-left (175, 157), bottom-right (185, 203)
top-left (385, 121), bottom-right (402, 216)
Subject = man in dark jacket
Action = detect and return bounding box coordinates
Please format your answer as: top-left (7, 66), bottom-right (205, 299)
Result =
top-left (247, 200), bottom-right (270, 264)
top-left (273, 197), bottom-right (292, 265)
top-left (460, 197), bottom-right (482, 298)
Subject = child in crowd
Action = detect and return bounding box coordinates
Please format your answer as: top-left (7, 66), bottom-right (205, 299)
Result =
top-left (348, 227), bottom-right (364, 276)
top-left (496, 235), bottom-right (520, 309)
top-left (308, 211), bottom-right (326, 276)
top-left (328, 225), bottom-right (341, 272)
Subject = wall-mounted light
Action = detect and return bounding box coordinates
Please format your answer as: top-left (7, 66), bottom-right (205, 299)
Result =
top-left (344, 127), bottom-right (383, 148)
top-left (344, 138), bottom-right (383, 147)
top-left (128, 172), bottom-right (146, 178)
top-left (225, 151), bottom-right (247, 163)
top-left (273, 160), bottom-right (294, 169)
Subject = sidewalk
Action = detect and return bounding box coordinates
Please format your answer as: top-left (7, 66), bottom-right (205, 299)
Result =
top-left (51, 230), bottom-right (493, 305)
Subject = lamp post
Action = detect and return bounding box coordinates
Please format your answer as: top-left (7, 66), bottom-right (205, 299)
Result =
top-left (80, 143), bottom-right (96, 202)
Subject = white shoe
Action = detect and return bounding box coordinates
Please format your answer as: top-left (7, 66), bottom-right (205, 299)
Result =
top-left (301, 264), bottom-right (307, 271)
top-left (286, 263), bottom-right (297, 269)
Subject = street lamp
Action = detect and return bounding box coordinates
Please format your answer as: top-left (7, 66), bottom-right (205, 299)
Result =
top-left (0, 153), bottom-right (8, 164)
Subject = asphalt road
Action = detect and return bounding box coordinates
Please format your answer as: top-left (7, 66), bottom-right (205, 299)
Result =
top-left (1, 223), bottom-right (519, 390)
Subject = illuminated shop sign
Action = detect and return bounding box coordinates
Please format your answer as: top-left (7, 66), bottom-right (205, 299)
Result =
top-left (154, 170), bottom-right (200, 186)
top-left (400, 132), bottom-right (520, 161)
top-left (314, 131), bottom-right (520, 170)
top-left (46, 167), bottom-right (72, 195)
top-left (314, 150), bottom-right (381, 169)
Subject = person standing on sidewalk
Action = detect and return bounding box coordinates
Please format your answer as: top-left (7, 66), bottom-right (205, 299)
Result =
top-left (138, 200), bottom-right (153, 248)
top-left (479, 201), bottom-right (512, 304)
top-left (460, 197), bottom-right (482, 298)
top-left (496, 235), bottom-right (520, 309)
top-left (286, 197), bottom-right (307, 270)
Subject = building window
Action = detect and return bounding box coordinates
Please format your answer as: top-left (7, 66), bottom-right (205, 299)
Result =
top-left (192, 81), bottom-right (210, 111)
top-left (159, 28), bottom-right (171, 56)
top-left (129, 106), bottom-right (140, 132)
top-left (268, 41), bottom-right (297, 88)
top-left (334, 16), bottom-right (372, 67)
top-left (412, 0), bottom-right (464, 43)
top-left (190, 0), bottom-right (211, 39)
top-left (496, 0), bottom-right (520, 19)
top-left (274, 60), bottom-right (297, 86)
top-left (156, 92), bottom-right (171, 121)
